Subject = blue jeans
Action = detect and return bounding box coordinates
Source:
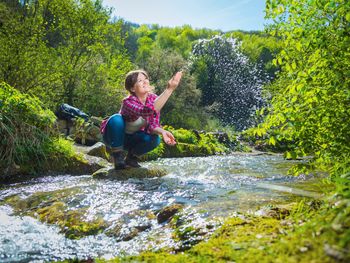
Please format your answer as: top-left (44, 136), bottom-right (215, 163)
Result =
top-left (103, 114), bottom-right (160, 156)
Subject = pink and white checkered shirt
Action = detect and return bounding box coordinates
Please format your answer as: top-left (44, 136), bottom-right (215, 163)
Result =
top-left (120, 93), bottom-right (161, 134)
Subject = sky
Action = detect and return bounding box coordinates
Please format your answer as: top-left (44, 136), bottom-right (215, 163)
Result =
top-left (102, 0), bottom-right (267, 32)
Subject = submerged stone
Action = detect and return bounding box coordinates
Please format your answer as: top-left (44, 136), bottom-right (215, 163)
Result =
top-left (2, 190), bottom-right (108, 239)
top-left (157, 204), bottom-right (184, 223)
top-left (92, 167), bottom-right (167, 179)
top-left (105, 210), bottom-right (156, 241)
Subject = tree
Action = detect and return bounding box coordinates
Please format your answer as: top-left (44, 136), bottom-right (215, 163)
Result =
top-left (0, 0), bottom-right (60, 96)
top-left (259, 0), bottom-right (350, 175)
top-left (0, 0), bottom-right (133, 115)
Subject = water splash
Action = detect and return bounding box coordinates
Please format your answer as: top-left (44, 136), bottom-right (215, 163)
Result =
top-left (190, 35), bottom-right (268, 130)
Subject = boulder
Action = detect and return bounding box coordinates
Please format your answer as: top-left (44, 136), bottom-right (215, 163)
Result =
top-left (74, 142), bottom-right (109, 161)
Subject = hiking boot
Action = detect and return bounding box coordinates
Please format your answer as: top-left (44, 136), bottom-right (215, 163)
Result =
top-left (112, 152), bottom-right (125, 170)
top-left (125, 153), bottom-right (141, 168)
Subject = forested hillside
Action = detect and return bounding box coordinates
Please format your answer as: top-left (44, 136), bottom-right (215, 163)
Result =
top-left (0, 0), bottom-right (279, 130)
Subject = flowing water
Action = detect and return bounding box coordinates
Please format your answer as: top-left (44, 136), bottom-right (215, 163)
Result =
top-left (0, 153), bottom-right (322, 262)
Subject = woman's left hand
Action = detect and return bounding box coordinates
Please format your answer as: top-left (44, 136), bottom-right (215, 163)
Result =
top-left (162, 130), bottom-right (176, 146)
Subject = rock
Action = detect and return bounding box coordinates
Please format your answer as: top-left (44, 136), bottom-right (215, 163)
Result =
top-left (157, 204), bottom-right (184, 223)
top-left (55, 119), bottom-right (74, 136)
top-left (74, 120), bottom-right (102, 146)
top-left (86, 142), bottom-right (109, 160)
top-left (105, 210), bottom-right (155, 241)
top-left (90, 116), bottom-right (103, 126)
top-left (62, 154), bottom-right (109, 175)
top-left (93, 167), bottom-right (167, 180)
top-left (255, 204), bottom-right (295, 220)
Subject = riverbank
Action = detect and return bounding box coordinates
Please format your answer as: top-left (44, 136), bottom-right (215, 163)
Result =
top-left (96, 177), bottom-right (349, 263)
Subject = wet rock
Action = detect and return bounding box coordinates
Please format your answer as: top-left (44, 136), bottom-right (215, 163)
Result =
top-left (169, 208), bottom-right (219, 251)
top-left (3, 191), bottom-right (108, 239)
top-left (36, 202), bottom-right (107, 239)
top-left (105, 210), bottom-right (155, 241)
top-left (255, 204), bottom-right (295, 220)
top-left (93, 167), bottom-right (167, 180)
top-left (2, 188), bottom-right (83, 214)
top-left (157, 204), bottom-right (184, 223)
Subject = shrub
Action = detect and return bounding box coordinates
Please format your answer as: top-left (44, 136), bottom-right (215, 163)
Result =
top-left (0, 82), bottom-right (76, 177)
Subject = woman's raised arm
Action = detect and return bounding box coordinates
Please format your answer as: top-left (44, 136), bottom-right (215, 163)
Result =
top-left (153, 71), bottom-right (182, 112)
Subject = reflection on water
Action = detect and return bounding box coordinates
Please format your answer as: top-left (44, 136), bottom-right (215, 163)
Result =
top-left (0, 153), bottom-right (320, 262)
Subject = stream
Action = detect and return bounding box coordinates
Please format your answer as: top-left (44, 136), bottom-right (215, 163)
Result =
top-left (0, 153), bottom-right (322, 262)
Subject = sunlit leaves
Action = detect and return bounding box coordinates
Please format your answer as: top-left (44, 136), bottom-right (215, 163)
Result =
top-left (0, 0), bottom-right (132, 115)
top-left (261, 0), bottom-right (350, 176)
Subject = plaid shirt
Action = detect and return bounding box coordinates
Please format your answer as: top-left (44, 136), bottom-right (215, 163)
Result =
top-left (120, 93), bottom-right (161, 134)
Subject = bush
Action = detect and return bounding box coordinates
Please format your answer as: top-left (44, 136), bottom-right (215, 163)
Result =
top-left (0, 82), bottom-right (76, 178)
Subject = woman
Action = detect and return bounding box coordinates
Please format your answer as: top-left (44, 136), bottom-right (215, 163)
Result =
top-left (101, 69), bottom-right (182, 169)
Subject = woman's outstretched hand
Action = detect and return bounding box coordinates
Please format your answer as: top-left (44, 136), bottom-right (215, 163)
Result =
top-left (162, 130), bottom-right (176, 146)
top-left (167, 71), bottom-right (183, 91)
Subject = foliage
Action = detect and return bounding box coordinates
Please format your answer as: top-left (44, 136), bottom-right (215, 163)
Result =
top-left (0, 82), bottom-right (77, 177)
top-left (171, 128), bottom-right (198, 144)
top-left (0, 82), bottom-right (56, 174)
top-left (228, 31), bottom-right (282, 79)
top-left (128, 24), bottom-right (219, 65)
top-left (0, 0), bottom-right (132, 116)
top-left (254, 0), bottom-right (350, 177)
top-left (142, 126), bottom-right (229, 160)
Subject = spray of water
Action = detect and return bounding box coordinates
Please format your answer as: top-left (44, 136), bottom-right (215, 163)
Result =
top-left (189, 35), bottom-right (267, 130)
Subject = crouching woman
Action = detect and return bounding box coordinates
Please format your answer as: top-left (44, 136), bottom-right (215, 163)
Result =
top-left (101, 69), bottom-right (182, 169)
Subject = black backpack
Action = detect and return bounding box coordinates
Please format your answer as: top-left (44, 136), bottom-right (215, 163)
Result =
top-left (55, 103), bottom-right (89, 122)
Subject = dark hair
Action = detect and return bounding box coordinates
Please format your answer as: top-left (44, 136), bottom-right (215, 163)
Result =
top-left (125, 70), bottom-right (149, 94)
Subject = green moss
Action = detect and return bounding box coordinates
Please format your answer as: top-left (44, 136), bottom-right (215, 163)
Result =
top-left (142, 127), bottom-right (231, 160)
top-left (100, 196), bottom-right (349, 263)
top-left (2, 188), bottom-right (81, 213)
top-left (93, 167), bottom-right (168, 179)
top-left (36, 202), bottom-right (107, 239)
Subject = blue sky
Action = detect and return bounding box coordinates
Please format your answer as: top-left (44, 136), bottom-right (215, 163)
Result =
top-left (102, 0), bottom-right (267, 32)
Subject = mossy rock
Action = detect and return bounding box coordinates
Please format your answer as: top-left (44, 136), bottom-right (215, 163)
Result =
top-left (1, 188), bottom-right (82, 214)
top-left (163, 143), bottom-right (209, 158)
top-left (2, 190), bottom-right (107, 239)
top-left (36, 201), bottom-right (107, 239)
top-left (157, 204), bottom-right (184, 223)
top-left (92, 167), bottom-right (168, 180)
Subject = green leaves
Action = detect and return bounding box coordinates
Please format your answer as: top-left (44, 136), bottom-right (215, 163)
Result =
top-left (346, 12), bottom-right (350, 22)
top-left (261, 0), bottom-right (350, 176)
top-left (0, 0), bottom-right (132, 115)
